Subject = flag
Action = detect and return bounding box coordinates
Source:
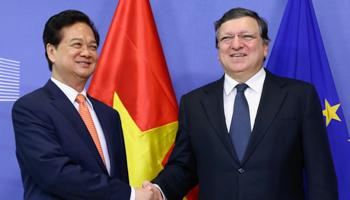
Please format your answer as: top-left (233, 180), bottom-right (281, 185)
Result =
top-left (88, 0), bottom-right (198, 199)
top-left (266, 0), bottom-right (350, 199)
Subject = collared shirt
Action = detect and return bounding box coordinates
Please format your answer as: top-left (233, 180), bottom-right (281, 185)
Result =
top-left (223, 67), bottom-right (266, 132)
top-left (158, 68), bottom-right (266, 200)
top-left (51, 77), bottom-right (135, 199)
top-left (51, 77), bottom-right (111, 174)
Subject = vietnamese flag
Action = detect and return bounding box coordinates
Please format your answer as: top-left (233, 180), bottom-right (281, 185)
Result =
top-left (88, 0), bottom-right (198, 199)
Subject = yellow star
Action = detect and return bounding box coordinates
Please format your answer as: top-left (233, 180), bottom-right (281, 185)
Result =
top-left (323, 99), bottom-right (341, 127)
top-left (113, 92), bottom-right (177, 187)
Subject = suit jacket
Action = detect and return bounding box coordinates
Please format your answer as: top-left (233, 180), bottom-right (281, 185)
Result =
top-left (12, 80), bottom-right (130, 200)
top-left (153, 69), bottom-right (338, 200)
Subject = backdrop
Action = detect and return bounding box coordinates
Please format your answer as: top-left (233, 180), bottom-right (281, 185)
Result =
top-left (1, 0), bottom-right (349, 199)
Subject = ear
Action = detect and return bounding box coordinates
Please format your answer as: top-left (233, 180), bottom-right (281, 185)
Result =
top-left (263, 42), bottom-right (269, 57)
top-left (46, 43), bottom-right (56, 64)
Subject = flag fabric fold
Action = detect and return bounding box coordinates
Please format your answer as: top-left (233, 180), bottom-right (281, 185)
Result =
top-left (266, 0), bottom-right (350, 199)
top-left (88, 0), bottom-right (178, 189)
top-left (88, 0), bottom-right (199, 199)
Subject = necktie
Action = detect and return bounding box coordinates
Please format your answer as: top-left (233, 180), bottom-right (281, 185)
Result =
top-left (229, 83), bottom-right (251, 162)
top-left (75, 94), bottom-right (106, 167)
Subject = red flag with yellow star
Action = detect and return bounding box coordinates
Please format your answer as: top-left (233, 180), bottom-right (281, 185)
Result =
top-left (88, 0), bottom-right (198, 199)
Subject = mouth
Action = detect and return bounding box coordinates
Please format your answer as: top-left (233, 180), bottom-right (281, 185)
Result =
top-left (77, 61), bottom-right (91, 65)
top-left (230, 53), bottom-right (246, 57)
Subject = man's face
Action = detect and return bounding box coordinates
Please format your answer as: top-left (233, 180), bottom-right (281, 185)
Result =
top-left (47, 22), bottom-right (98, 87)
top-left (218, 16), bottom-right (268, 82)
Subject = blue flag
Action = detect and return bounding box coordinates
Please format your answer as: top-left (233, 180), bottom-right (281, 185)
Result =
top-left (266, 0), bottom-right (350, 199)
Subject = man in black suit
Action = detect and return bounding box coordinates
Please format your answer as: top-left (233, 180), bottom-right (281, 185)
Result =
top-left (143, 7), bottom-right (338, 200)
top-left (12, 10), bottom-right (156, 200)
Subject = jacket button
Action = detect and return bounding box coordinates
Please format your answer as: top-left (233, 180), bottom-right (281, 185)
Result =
top-left (238, 168), bottom-right (245, 174)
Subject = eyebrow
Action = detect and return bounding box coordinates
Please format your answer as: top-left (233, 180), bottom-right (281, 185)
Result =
top-left (69, 38), bottom-right (97, 44)
top-left (222, 30), bottom-right (251, 35)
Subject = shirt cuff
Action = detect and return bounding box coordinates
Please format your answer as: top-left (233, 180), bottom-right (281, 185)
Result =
top-left (130, 186), bottom-right (135, 200)
top-left (154, 184), bottom-right (167, 200)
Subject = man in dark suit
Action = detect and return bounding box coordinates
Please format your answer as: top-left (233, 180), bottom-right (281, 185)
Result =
top-left (143, 7), bottom-right (338, 200)
top-left (12, 10), bottom-right (156, 200)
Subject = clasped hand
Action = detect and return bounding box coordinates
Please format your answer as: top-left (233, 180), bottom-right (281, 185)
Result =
top-left (134, 180), bottom-right (163, 200)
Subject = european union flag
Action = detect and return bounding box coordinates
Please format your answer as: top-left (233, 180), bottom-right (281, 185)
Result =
top-left (266, 0), bottom-right (350, 199)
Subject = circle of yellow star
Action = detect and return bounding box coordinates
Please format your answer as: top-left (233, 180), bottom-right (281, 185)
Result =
top-left (323, 99), bottom-right (341, 127)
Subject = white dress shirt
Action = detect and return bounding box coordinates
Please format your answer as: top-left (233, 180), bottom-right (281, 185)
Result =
top-left (157, 68), bottom-right (266, 200)
top-left (223, 67), bottom-right (266, 132)
top-left (51, 78), bottom-right (136, 199)
top-left (51, 77), bottom-right (111, 173)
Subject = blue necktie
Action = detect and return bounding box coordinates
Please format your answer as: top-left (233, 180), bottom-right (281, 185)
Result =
top-left (229, 83), bottom-right (251, 162)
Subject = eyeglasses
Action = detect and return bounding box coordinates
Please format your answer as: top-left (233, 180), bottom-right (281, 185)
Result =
top-left (219, 32), bottom-right (259, 43)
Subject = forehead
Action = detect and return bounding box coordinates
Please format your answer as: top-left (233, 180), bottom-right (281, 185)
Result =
top-left (219, 16), bottom-right (259, 34)
top-left (60, 22), bottom-right (95, 41)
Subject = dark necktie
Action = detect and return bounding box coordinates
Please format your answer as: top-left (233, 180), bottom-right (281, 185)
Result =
top-left (229, 83), bottom-right (251, 162)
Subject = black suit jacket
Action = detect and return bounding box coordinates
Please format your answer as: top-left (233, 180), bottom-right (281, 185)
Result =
top-left (153, 69), bottom-right (338, 200)
top-left (12, 80), bottom-right (130, 200)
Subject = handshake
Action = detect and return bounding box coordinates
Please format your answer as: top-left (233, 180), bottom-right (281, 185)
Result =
top-left (135, 180), bottom-right (164, 200)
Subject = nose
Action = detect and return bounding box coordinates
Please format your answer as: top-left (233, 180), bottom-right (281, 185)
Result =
top-left (231, 36), bottom-right (243, 50)
top-left (80, 45), bottom-right (91, 57)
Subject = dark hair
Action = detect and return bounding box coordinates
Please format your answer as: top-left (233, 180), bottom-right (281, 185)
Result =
top-left (214, 7), bottom-right (270, 49)
top-left (43, 10), bottom-right (100, 71)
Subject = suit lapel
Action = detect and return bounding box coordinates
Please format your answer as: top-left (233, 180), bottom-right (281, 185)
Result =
top-left (241, 70), bottom-right (288, 164)
top-left (44, 80), bottom-right (107, 173)
top-left (89, 96), bottom-right (115, 176)
top-left (201, 77), bottom-right (239, 162)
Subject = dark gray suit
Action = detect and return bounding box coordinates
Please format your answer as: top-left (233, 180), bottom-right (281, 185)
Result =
top-left (153, 69), bottom-right (337, 200)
